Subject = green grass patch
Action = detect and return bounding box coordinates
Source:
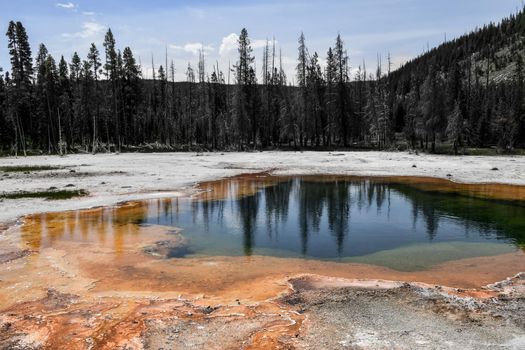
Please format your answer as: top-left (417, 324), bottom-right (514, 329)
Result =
top-left (0, 189), bottom-right (88, 200)
top-left (0, 165), bottom-right (62, 173)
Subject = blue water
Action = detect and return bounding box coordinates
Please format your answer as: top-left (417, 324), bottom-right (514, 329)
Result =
top-left (139, 177), bottom-right (525, 262)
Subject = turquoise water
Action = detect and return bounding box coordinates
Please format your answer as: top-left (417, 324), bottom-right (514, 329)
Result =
top-left (139, 177), bottom-right (525, 269)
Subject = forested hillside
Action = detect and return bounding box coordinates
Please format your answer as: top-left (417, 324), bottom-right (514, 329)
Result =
top-left (388, 8), bottom-right (525, 153)
top-left (0, 8), bottom-right (524, 155)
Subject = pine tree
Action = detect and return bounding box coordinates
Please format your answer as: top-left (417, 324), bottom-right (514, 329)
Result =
top-left (234, 28), bottom-right (257, 149)
top-left (296, 32), bottom-right (310, 146)
top-left (57, 56), bottom-right (71, 150)
top-left (122, 47), bottom-right (141, 145)
top-left (70, 52), bottom-right (81, 80)
top-left (446, 101), bottom-right (464, 155)
top-left (325, 47), bottom-right (337, 146)
top-left (80, 59), bottom-right (95, 149)
top-left (35, 43), bottom-right (50, 149)
top-left (87, 43), bottom-right (101, 152)
top-left (333, 34), bottom-right (351, 146)
top-left (6, 21), bottom-right (33, 155)
top-left (235, 28), bottom-right (254, 86)
top-left (0, 67), bottom-right (10, 151)
top-left (296, 32), bottom-right (308, 88)
top-left (306, 52), bottom-right (326, 146)
top-left (514, 54), bottom-right (524, 144)
top-left (103, 29), bottom-right (119, 151)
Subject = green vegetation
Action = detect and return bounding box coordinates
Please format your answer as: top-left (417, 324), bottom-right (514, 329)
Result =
top-left (0, 165), bottom-right (61, 172)
top-left (0, 189), bottom-right (88, 200)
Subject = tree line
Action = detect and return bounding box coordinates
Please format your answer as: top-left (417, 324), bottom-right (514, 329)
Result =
top-left (0, 8), bottom-right (524, 155)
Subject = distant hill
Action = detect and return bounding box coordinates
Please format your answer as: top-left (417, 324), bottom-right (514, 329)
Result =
top-left (381, 8), bottom-right (525, 152)
top-left (392, 8), bottom-right (525, 84)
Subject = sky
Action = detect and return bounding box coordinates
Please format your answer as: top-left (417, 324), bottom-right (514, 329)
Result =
top-left (0, 0), bottom-right (523, 82)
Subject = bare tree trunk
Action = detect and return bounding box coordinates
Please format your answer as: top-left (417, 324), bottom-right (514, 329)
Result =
top-left (92, 113), bottom-right (97, 154)
top-left (13, 114), bottom-right (18, 158)
top-left (16, 112), bottom-right (27, 157)
top-left (58, 109), bottom-right (64, 156)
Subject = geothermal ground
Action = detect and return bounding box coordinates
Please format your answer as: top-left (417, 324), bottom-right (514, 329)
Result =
top-left (0, 152), bottom-right (524, 349)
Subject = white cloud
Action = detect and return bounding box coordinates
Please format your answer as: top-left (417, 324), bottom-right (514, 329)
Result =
top-left (56, 2), bottom-right (77, 9)
top-left (62, 21), bottom-right (106, 39)
top-left (219, 33), bottom-right (275, 57)
top-left (82, 11), bottom-right (96, 16)
top-left (219, 33), bottom-right (238, 56)
top-left (251, 39), bottom-right (269, 50)
top-left (170, 42), bottom-right (214, 56)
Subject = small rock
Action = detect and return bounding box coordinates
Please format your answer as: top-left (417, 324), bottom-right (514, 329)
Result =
top-left (491, 167), bottom-right (499, 171)
top-left (412, 165), bottom-right (417, 168)
top-left (201, 306), bottom-right (216, 314)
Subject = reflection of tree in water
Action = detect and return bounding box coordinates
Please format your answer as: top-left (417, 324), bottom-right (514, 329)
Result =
top-left (297, 180), bottom-right (330, 255)
top-left (237, 190), bottom-right (261, 256)
top-left (411, 197), bottom-right (419, 230)
top-left (294, 180), bottom-right (353, 256)
top-left (162, 200), bottom-right (173, 225)
top-left (146, 198), bottom-right (182, 226)
top-left (393, 184), bottom-right (525, 244)
top-left (352, 180), bottom-right (390, 212)
top-left (198, 199), bottom-right (211, 232)
top-left (402, 191), bottom-right (441, 240)
top-left (138, 177), bottom-right (525, 258)
top-left (366, 180), bottom-right (375, 208)
top-left (21, 202), bottom-right (149, 254)
top-left (295, 180), bottom-right (396, 256)
top-left (189, 198), bottom-right (225, 233)
top-left (326, 181), bottom-right (351, 255)
top-left (398, 189), bottom-right (440, 240)
top-left (374, 182), bottom-right (388, 213)
top-left (264, 180), bottom-right (293, 239)
top-left (422, 206), bottom-right (439, 240)
top-left (110, 202), bottom-right (152, 253)
top-left (235, 179), bottom-right (356, 256)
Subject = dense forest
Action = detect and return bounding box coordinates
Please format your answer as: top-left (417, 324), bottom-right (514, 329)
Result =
top-left (0, 8), bottom-right (524, 155)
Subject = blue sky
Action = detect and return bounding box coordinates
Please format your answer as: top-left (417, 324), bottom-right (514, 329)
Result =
top-left (0, 0), bottom-right (523, 81)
